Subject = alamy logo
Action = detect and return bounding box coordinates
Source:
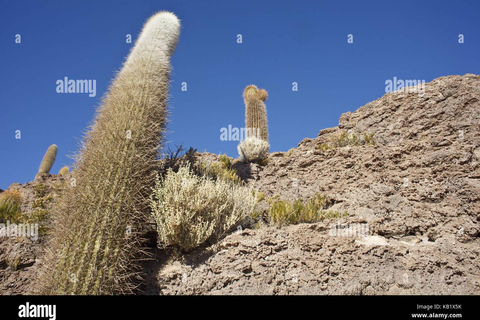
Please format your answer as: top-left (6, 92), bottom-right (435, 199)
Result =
top-left (329, 222), bottom-right (370, 237)
top-left (385, 76), bottom-right (425, 97)
top-left (56, 76), bottom-right (96, 97)
top-left (0, 220), bottom-right (38, 241)
top-left (18, 302), bottom-right (56, 320)
top-left (220, 125), bottom-right (260, 141)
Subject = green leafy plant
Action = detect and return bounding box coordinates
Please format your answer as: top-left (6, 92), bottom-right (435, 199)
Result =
top-left (268, 194), bottom-right (347, 226)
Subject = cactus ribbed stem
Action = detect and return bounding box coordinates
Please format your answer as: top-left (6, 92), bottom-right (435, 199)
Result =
top-left (36, 11), bottom-right (180, 295)
top-left (35, 144), bottom-right (58, 180)
top-left (244, 85), bottom-right (269, 143)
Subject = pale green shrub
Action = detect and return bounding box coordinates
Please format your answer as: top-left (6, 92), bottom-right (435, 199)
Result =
top-left (150, 166), bottom-right (256, 252)
top-left (237, 136), bottom-right (270, 163)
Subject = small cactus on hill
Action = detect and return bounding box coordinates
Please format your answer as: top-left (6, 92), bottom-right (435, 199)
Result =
top-left (244, 85), bottom-right (269, 142)
top-left (35, 144), bottom-right (58, 180)
top-left (239, 85), bottom-right (270, 163)
top-left (58, 166), bottom-right (69, 175)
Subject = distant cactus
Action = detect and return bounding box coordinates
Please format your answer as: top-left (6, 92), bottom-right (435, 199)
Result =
top-left (35, 144), bottom-right (58, 180)
top-left (36, 11), bottom-right (181, 295)
top-left (58, 166), bottom-right (69, 175)
top-left (0, 189), bottom-right (23, 223)
top-left (243, 85), bottom-right (269, 143)
top-left (239, 84), bottom-right (270, 163)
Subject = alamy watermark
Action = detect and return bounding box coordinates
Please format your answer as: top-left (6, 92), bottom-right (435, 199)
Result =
top-left (329, 221), bottom-right (371, 237)
top-left (0, 220), bottom-right (38, 241)
top-left (385, 76), bottom-right (425, 97)
top-left (18, 302), bottom-right (56, 320)
top-left (56, 76), bottom-right (96, 97)
top-left (220, 125), bottom-right (260, 141)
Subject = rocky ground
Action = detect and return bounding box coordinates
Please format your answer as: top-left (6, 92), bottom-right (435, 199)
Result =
top-left (0, 175), bottom-right (65, 294)
top-left (1, 73), bottom-right (479, 295)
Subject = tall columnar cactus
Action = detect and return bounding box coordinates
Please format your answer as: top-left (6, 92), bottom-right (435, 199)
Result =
top-left (244, 85), bottom-right (269, 142)
top-left (35, 144), bottom-right (58, 180)
top-left (238, 85), bottom-right (270, 163)
top-left (36, 11), bottom-right (180, 295)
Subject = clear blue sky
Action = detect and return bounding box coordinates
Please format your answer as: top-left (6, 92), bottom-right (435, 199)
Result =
top-left (1, 0), bottom-right (479, 190)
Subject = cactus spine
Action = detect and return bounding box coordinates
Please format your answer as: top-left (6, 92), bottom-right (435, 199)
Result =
top-left (36, 11), bottom-right (180, 295)
top-left (244, 85), bottom-right (269, 143)
top-left (35, 144), bottom-right (58, 180)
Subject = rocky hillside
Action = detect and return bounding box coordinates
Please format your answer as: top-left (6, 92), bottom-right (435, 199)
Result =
top-left (1, 74), bottom-right (480, 295)
top-left (0, 175), bottom-right (66, 294)
top-left (154, 73), bottom-right (480, 295)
